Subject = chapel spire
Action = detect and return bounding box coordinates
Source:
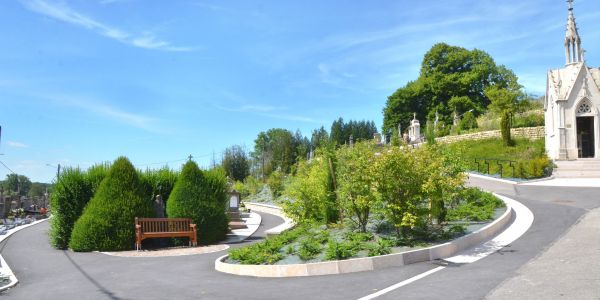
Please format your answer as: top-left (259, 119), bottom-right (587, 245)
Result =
top-left (565, 0), bottom-right (583, 65)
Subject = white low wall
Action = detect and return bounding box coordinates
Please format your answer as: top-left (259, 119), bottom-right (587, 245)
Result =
top-left (216, 197), bottom-right (513, 277)
top-left (243, 202), bottom-right (295, 237)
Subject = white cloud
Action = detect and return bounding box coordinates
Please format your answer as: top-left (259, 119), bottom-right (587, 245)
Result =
top-left (38, 93), bottom-right (167, 133)
top-left (7, 141), bottom-right (28, 148)
top-left (22, 0), bottom-right (193, 52)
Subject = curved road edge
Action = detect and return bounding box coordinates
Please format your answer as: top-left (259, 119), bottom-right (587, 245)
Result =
top-left (0, 218), bottom-right (50, 292)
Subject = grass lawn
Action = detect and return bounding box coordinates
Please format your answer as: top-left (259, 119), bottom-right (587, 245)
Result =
top-left (446, 137), bottom-right (551, 179)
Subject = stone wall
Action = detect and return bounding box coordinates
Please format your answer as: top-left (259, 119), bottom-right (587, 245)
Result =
top-left (435, 126), bottom-right (545, 144)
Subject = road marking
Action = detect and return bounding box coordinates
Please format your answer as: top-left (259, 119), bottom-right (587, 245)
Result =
top-left (357, 266), bottom-right (446, 300)
top-left (357, 194), bottom-right (534, 299)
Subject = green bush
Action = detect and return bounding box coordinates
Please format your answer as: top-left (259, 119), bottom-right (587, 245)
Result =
top-left (166, 161), bottom-right (228, 245)
top-left (447, 188), bottom-right (504, 221)
top-left (267, 170), bottom-right (285, 198)
top-left (367, 239), bottom-right (392, 257)
top-left (298, 238), bottom-right (322, 261)
top-left (69, 157), bottom-right (154, 251)
top-left (228, 225), bottom-right (305, 264)
top-left (139, 167), bottom-right (178, 204)
top-left (459, 111), bottom-right (478, 131)
top-left (324, 240), bottom-right (356, 260)
top-left (85, 163), bottom-right (110, 195)
top-left (49, 168), bottom-right (93, 249)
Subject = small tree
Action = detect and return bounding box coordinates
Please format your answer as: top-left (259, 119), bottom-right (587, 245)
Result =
top-left (70, 157), bottom-right (153, 251)
top-left (336, 142), bottom-right (379, 232)
top-left (500, 110), bottom-right (514, 146)
top-left (375, 147), bottom-right (425, 237)
top-left (459, 111), bottom-right (478, 131)
top-left (167, 161), bottom-right (228, 245)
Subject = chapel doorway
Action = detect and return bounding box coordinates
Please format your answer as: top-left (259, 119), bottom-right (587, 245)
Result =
top-left (576, 116), bottom-right (595, 158)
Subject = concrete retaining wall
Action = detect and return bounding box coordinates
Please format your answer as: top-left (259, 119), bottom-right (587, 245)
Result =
top-left (216, 197), bottom-right (513, 277)
top-left (435, 126), bottom-right (545, 144)
top-left (244, 202), bottom-right (295, 237)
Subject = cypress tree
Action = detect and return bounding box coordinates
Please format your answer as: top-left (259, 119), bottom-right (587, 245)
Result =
top-left (167, 161), bottom-right (228, 245)
top-left (69, 157), bottom-right (153, 251)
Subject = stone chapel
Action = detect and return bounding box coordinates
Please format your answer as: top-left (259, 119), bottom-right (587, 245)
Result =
top-left (545, 0), bottom-right (600, 160)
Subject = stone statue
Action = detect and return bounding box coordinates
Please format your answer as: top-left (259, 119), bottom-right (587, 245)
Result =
top-left (154, 194), bottom-right (165, 218)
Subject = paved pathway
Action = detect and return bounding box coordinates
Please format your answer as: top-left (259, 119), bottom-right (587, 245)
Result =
top-left (0, 177), bottom-right (598, 299)
top-left (487, 207), bottom-right (600, 299)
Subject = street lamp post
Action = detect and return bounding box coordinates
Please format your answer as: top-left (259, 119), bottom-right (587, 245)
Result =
top-left (46, 163), bottom-right (61, 180)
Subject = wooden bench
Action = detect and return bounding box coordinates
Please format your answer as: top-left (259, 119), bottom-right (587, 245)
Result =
top-left (135, 217), bottom-right (197, 250)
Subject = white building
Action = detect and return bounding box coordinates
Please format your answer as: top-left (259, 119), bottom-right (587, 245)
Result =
top-left (545, 0), bottom-right (600, 160)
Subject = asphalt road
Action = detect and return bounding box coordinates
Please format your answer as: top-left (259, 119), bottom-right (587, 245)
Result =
top-left (1, 177), bottom-right (598, 299)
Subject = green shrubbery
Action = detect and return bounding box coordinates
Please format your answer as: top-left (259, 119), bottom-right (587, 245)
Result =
top-left (139, 167), bottom-right (178, 204)
top-left (447, 137), bottom-right (551, 179)
top-left (166, 161), bottom-right (228, 245)
top-left (69, 157), bottom-right (154, 251)
top-left (49, 168), bottom-right (93, 249)
top-left (447, 188), bottom-right (504, 221)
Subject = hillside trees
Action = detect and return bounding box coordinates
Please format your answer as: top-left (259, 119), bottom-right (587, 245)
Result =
top-left (383, 43), bottom-right (522, 135)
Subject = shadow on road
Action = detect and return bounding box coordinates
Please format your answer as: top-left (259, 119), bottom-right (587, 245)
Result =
top-left (62, 251), bottom-right (123, 300)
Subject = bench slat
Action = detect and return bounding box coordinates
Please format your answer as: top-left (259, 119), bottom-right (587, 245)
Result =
top-left (135, 217), bottom-right (198, 250)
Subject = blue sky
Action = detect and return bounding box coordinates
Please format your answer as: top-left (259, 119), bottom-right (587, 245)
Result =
top-left (1, 0), bottom-right (599, 183)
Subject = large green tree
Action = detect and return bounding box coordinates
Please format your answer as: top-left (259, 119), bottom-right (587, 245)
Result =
top-left (2, 174), bottom-right (31, 196)
top-left (383, 43), bottom-right (521, 134)
top-left (251, 128), bottom-right (298, 177)
top-left (222, 145), bottom-right (250, 182)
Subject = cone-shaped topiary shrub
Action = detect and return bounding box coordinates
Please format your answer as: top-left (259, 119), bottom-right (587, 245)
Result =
top-left (69, 157), bottom-right (154, 251)
top-left (167, 161), bottom-right (228, 245)
top-left (49, 167), bottom-right (93, 249)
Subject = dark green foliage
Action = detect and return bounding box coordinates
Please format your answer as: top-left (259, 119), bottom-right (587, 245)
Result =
top-left (324, 240), bottom-right (356, 260)
top-left (222, 145), bottom-right (250, 182)
top-left (500, 110), bottom-right (514, 146)
top-left (298, 238), bottom-right (322, 261)
top-left (228, 225), bottom-right (305, 264)
top-left (139, 167), bottom-right (178, 204)
top-left (166, 161), bottom-right (228, 245)
top-left (367, 239), bottom-right (392, 257)
top-left (459, 111), bottom-right (478, 131)
top-left (69, 157), bottom-right (154, 251)
top-left (447, 188), bottom-right (504, 221)
top-left (383, 43), bottom-right (521, 133)
top-left (2, 174), bottom-right (31, 196)
top-left (85, 163), bottom-right (110, 195)
top-left (251, 129), bottom-right (297, 177)
top-left (49, 168), bottom-right (92, 249)
top-left (330, 118), bottom-right (378, 146)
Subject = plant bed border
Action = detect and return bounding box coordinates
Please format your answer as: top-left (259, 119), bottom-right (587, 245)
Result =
top-left (215, 194), bottom-right (513, 277)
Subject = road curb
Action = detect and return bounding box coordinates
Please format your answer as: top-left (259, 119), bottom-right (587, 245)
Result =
top-left (243, 202), bottom-right (295, 237)
top-left (0, 217), bottom-right (50, 292)
top-left (215, 197), bottom-right (514, 277)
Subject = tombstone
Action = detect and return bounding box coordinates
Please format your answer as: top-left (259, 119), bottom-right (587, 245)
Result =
top-left (229, 190), bottom-right (241, 212)
top-left (408, 113), bottom-right (421, 143)
top-left (228, 190), bottom-right (246, 229)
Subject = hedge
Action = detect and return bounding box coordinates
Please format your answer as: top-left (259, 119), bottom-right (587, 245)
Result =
top-left (69, 157), bottom-right (154, 251)
top-left (49, 167), bottom-right (93, 249)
